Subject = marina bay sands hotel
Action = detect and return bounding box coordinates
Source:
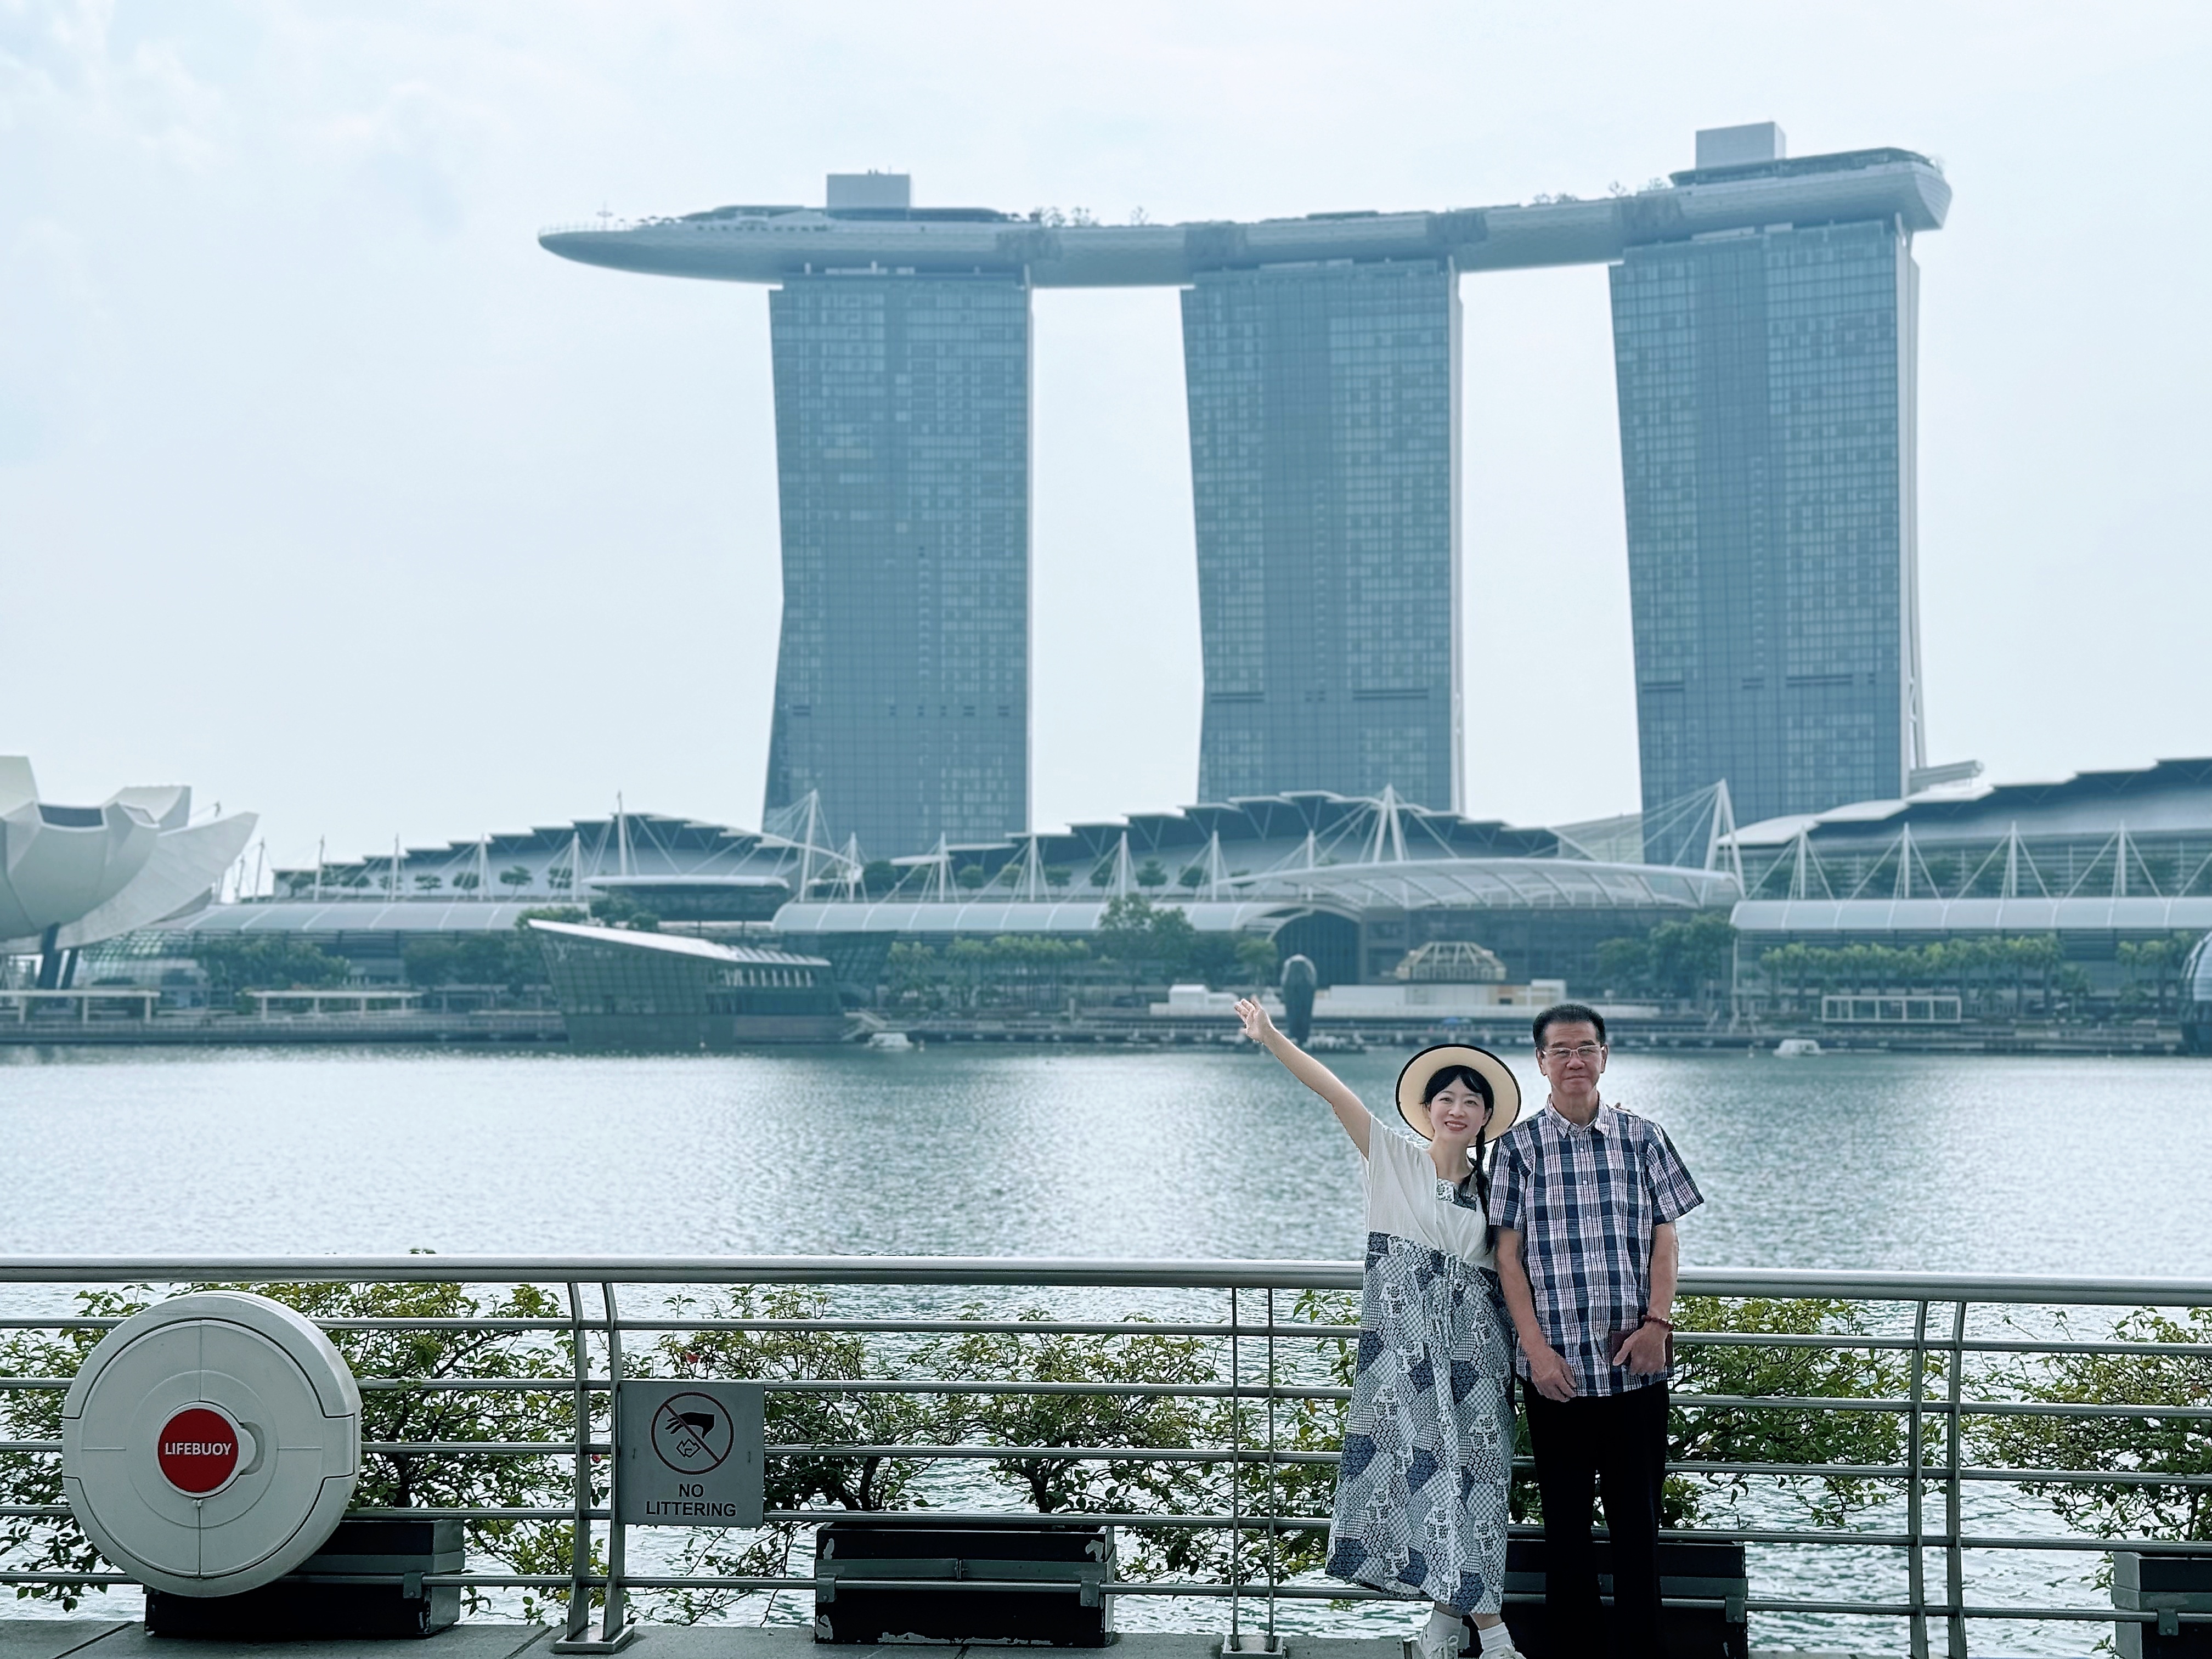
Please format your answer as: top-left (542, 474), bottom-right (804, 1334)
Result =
top-left (542, 124), bottom-right (1952, 861)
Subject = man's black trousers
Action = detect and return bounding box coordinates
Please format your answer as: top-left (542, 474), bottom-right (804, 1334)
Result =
top-left (1523, 1379), bottom-right (1668, 1656)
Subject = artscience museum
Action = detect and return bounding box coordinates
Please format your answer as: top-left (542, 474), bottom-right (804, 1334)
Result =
top-left (0, 758), bottom-right (257, 989)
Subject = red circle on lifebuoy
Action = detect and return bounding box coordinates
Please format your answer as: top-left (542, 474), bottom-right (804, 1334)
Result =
top-left (156, 1407), bottom-right (240, 1494)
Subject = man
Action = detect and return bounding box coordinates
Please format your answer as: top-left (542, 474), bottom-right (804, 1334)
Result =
top-left (1490, 1002), bottom-right (1702, 1656)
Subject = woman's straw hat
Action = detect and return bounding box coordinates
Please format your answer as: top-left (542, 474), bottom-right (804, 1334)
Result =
top-left (1395, 1043), bottom-right (1523, 1144)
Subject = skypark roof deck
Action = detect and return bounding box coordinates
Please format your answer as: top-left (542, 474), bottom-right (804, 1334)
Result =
top-left (540, 146), bottom-right (1949, 287)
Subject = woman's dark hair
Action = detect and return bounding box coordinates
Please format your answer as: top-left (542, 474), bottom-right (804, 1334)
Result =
top-left (1421, 1063), bottom-right (1496, 1238)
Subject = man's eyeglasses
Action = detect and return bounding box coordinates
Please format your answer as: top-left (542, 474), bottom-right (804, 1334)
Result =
top-left (1539, 1042), bottom-right (1605, 1063)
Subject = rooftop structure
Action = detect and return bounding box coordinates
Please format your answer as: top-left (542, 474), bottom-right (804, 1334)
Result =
top-left (258, 795), bottom-right (854, 922)
top-left (0, 757), bottom-right (256, 988)
top-left (543, 134), bottom-right (1953, 850)
top-left (777, 784), bottom-right (1741, 987)
top-left (539, 150), bottom-right (1948, 287)
top-left (1726, 757), bottom-right (2212, 941)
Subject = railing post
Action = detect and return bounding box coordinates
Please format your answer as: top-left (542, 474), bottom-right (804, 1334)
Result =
top-left (564, 1281), bottom-right (592, 1643)
top-left (1228, 1284), bottom-right (1242, 1647)
top-left (1906, 1298), bottom-right (1929, 1659)
top-left (1945, 1301), bottom-right (1967, 1659)
top-left (600, 1282), bottom-right (630, 1646)
top-left (1265, 1284), bottom-right (1278, 1648)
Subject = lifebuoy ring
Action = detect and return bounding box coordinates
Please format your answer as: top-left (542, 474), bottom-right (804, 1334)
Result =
top-left (63, 1291), bottom-right (362, 1596)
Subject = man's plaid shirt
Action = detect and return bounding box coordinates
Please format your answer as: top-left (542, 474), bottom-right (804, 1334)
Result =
top-left (1490, 1101), bottom-right (1703, 1397)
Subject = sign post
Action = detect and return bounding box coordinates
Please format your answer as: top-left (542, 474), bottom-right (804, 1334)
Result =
top-left (615, 1381), bottom-right (765, 1527)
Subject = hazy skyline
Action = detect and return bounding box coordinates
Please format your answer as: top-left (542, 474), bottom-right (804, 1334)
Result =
top-left (5, 2), bottom-right (2209, 870)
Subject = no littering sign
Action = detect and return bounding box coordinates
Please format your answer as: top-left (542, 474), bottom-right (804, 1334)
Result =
top-left (616, 1380), bottom-right (764, 1527)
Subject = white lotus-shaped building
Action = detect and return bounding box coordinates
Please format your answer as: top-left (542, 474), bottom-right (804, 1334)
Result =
top-left (0, 757), bottom-right (257, 961)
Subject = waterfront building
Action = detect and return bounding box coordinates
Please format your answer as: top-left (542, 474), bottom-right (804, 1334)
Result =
top-left (116, 789), bottom-right (1739, 998)
top-left (541, 137), bottom-right (1950, 847)
top-left (2188, 933), bottom-right (2212, 1053)
top-left (772, 786), bottom-right (1739, 991)
top-left (1183, 263), bottom-right (1459, 808)
top-left (764, 263), bottom-right (1031, 858)
top-left (1726, 757), bottom-right (2212, 1007)
top-left (529, 920), bottom-right (843, 1048)
top-left (1613, 122), bottom-right (1927, 835)
top-left (121, 802), bottom-right (850, 984)
top-left (0, 757), bottom-right (255, 989)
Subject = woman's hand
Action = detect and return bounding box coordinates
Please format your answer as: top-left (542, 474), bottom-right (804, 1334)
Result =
top-left (1233, 997), bottom-right (1277, 1044)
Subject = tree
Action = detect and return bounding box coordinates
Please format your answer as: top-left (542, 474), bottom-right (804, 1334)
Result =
top-left (1147, 906), bottom-right (1197, 977)
top-left (956, 864), bottom-right (986, 889)
top-left (453, 871), bottom-right (481, 892)
top-left (1045, 865), bottom-right (1072, 888)
top-left (1095, 896), bottom-right (1195, 979)
top-left (1234, 935), bottom-right (1280, 984)
top-left (1094, 895), bottom-right (1160, 965)
top-left (1596, 935), bottom-right (1652, 995)
top-left (1178, 864), bottom-right (1206, 890)
top-left (1135, 859), bottom-right (1168, 889)
top-left (499, 865), bottom-right (533, 891)
top-left (1974, 1306), bottom-right (2212, 1542)
top-left (188, 937), bottom-right (351, 1001)
top-left (589, 893), bottom-right (661, 932)
top-left (862, 859), bottom-right (899, 897)
top-left (414, 874), bottom-right (443, 891)
top-left (1593, 915), bottom-right (1734, 1005)
top-left (1646, 912), bottom-right (1736, 1002)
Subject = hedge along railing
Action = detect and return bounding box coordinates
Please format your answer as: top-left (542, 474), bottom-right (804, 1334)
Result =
top-left (0, 1260), bottom-right (2207, 1658)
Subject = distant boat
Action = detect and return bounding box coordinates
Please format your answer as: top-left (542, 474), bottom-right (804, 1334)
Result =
top-left (867, 1031), bottom-right (916, 1052)
top-left (1774, 1037), bottom-right (1822, 1058)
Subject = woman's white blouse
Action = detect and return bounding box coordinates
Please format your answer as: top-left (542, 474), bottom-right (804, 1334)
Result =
top-left (1364, 1124), bottom-right (1496, 1269)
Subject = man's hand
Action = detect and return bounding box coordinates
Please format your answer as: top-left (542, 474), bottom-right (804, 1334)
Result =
top-left (1524, 1341), bottom-right (1578, 1402)
top-left (1613, 1321), bottom-right (1670, 1376)
top-left (1233, 997), bottom-right (1277, 1044)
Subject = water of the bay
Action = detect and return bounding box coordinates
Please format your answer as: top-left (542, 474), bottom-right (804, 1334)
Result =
top-left (4, 1043), bottom-right (2207, 1652)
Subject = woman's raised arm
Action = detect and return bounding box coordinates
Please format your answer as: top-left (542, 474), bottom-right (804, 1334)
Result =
top-left (1234, 997), bottom-right (1372, 1156)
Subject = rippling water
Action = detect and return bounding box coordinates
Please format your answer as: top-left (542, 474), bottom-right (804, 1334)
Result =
top-left (6, 1043), bottom-right (2209, 1270)
top-left (4, 1043), bottom-right (2208, 1651)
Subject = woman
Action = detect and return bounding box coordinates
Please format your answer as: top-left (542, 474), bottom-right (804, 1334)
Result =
top-left (1234, 997), bottom-right (1524, 1659)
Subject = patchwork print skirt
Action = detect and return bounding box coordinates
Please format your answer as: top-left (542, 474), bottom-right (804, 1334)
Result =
top-left (1324, 1233), bottom-right (1515, 1615)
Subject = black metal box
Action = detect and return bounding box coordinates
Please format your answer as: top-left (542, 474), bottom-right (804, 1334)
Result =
top-left (813, 1520), bottom-right (1114, 1646)
top-left (1498, 1537), bottom-right (1748, 1659)
top-left (146, 1518), bottom-right (464, 1640)
top-left (2117, 1552), bottom-right (2212, 1657)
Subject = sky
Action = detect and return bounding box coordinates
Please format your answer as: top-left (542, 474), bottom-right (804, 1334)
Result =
top-left (4, 1), bottom-right (2209, 873)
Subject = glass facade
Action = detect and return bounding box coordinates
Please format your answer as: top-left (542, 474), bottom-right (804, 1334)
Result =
top-left (764, 273), bottom-right (1031, 859)
top-left (1181, 261), bottom-right (1461, 811)
top-left (1612, 219), bottom-right (1923, 848)
top-left (535, 927), bottom-right (843, 1048)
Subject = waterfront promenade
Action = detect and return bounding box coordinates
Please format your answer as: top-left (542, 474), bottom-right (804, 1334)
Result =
top-left (0, 1621), bottom-right (1872, 1658)
top-left (0, 1252), bottom-right (2203, 1656)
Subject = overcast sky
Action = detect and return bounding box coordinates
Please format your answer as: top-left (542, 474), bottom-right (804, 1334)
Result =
top-left (5, 1), bottom-right (2209, 871)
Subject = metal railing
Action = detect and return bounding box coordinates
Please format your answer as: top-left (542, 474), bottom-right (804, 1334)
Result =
top-left (0, 1256), bottom-right (2207, 1656)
